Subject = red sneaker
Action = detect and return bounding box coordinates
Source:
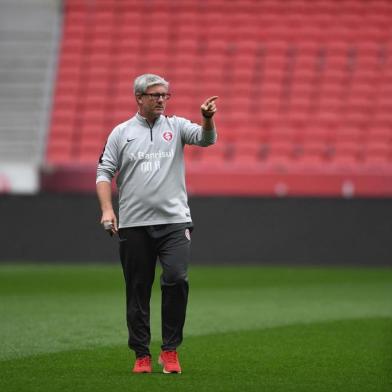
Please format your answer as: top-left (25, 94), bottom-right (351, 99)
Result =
top-left (132, 356), bottom-right (152, 373)
top-left (158, 351), bottom-right (182, 374)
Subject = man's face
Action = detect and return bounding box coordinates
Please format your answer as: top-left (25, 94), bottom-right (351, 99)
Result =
top-left (136, 84), bottom-right (169, 120)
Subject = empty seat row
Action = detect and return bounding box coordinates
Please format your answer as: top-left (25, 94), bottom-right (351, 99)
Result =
top-left (47, 0), bottom-right (392, 182)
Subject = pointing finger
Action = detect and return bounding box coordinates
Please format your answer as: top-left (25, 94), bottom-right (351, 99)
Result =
top-left (204, 96), bottom-right (219, 105)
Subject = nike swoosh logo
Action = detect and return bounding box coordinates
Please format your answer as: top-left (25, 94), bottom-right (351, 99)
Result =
top-left (127, 138), bottom-right (136, 143)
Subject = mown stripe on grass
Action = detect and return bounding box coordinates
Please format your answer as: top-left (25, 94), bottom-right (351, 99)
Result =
top-left (1, 265), bottom-right (392, 361)
top-left (1, 318), bottom-right (391, 392)
top-left (1, 282), bottom-right (391, 361)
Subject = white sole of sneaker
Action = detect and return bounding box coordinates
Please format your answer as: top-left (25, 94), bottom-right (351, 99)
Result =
top-left (158, 357), bottom-right (182, 374)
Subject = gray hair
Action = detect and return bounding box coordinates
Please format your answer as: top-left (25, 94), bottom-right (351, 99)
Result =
top-left (133, 74), bottom-right (169, 95)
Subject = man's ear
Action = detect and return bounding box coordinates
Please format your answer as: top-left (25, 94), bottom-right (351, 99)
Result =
top-left (136, 95), bottom-right (143, 105)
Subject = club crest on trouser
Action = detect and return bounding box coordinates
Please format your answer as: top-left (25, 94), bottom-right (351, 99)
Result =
top-left (185, 228), bottom-right (191, 241)
top-left (162, 131), bottom-right (173, 142)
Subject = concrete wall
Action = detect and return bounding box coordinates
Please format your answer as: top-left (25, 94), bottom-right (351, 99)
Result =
top-left (1, 195), bottom-right (391, 266)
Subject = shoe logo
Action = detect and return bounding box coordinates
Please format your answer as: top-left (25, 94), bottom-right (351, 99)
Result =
top-left (127, 138), bottom-right (136, 143)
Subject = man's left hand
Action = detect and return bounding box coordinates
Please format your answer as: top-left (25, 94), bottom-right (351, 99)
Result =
top-left (201, 96), bottom-right (218, 118)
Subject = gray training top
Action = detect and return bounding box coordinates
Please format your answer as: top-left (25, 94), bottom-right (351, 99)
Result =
top-left (96, 112), bottom-right (217, 228)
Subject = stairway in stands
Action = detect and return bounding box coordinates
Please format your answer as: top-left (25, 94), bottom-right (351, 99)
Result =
top-left (0, 0), bottom-right (60, 193)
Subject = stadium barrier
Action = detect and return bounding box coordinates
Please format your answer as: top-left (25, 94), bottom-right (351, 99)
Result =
top-left (1, 194), bottom-right (391, 266)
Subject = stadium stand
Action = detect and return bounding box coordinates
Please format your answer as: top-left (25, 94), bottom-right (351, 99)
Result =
top-left (0, 0), bottom-right (60, 193)
top-left (43, 0), bottom-right (392, 196)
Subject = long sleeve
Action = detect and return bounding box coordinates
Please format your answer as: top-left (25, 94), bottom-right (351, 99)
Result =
top-left (178, 117), bottom-right (217, 147)
top-left (96, 128), bottom-right (120, 183)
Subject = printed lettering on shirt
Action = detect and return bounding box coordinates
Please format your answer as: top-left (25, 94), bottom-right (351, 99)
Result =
top-left (128, 149), bottom-right (174, 173)
top-left (141, 161), bottom-right (153, 172)
top-left (141, 160), bottom-right (161, 173)
top-left (129, 149), bottom-right (174, 161)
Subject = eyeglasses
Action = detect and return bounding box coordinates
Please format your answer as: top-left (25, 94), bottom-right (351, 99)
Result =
top-left (141, 93), bottom-right (171, 101)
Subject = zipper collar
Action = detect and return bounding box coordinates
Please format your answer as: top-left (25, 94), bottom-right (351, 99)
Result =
top-left (136, 112), bottom-right (161, 142)
top-left (135, 112), bottom-right (162, 128)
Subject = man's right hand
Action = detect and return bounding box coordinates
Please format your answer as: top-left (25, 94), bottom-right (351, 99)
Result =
top-left (101, 210), bottom-right (118, 236)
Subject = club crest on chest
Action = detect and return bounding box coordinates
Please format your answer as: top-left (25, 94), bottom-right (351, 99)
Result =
top-left (162, 131), bottom-right (173, 142)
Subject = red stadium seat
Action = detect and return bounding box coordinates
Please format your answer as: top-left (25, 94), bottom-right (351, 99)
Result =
top-left (233, 142), bottom-right (261, 164)
top-left (46, 0), bottom-right (392, 195)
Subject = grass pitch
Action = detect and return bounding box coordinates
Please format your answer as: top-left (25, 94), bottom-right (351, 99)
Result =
top-left (0, 264), bottom-right (391, 391)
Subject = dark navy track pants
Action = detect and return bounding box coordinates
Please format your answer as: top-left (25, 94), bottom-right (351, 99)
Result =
top-left (118, 223), bottom-right (192, 358)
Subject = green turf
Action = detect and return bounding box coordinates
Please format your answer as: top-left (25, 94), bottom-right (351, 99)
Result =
top-left (0, 265), bottom-right (391, 391)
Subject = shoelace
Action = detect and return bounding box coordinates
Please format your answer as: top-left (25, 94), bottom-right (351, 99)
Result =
top-left (164, 351), bottom-right (178, 364)
top-left (137, 356), bottom-right (151, 366)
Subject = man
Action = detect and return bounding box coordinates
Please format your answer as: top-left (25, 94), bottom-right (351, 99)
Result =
top-left (96, 74), bottom-right (218, 374)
